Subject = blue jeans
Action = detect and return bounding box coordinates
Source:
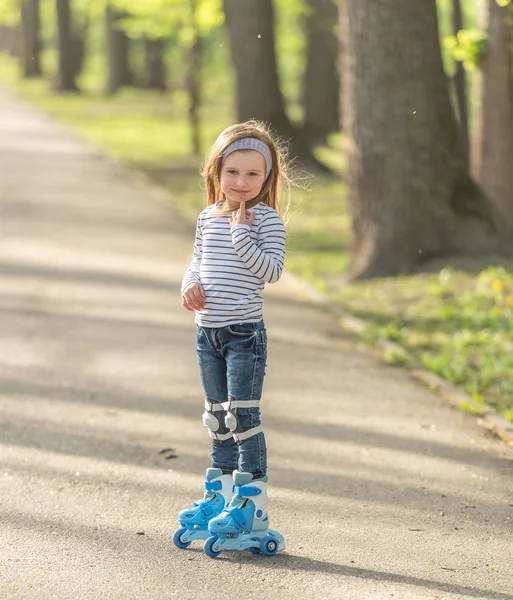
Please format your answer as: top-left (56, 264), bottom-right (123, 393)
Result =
top-left (196, 321), bottom-right (267, 479)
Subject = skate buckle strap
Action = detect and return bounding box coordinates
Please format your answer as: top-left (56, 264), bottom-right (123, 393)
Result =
top-left (232, 485), bottom-right (262, 497)
top-left (226, 506), bottom-right (249, 530)
top-left (205, 481), bottom-right (222, 492)
top-left (200, 502), bottom-right (214, 517)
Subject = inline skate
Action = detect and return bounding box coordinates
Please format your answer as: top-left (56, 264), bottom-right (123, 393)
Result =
top-left (173, 468), bottom-right (233, 549)
top-left (204, 470), bottom-right (286, 557)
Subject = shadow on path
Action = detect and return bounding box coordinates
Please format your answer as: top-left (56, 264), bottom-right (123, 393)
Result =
top-left (3, 509), bottom-right (511, 600)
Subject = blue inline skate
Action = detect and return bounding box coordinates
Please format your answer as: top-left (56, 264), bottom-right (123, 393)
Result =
top-left (204, 470), bottom-right (286, 558)
top-left (173, 468), bottom-right (233, 549)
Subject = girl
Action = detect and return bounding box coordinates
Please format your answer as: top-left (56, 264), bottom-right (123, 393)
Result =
top-left (173, 121), bottom-right (287, 557)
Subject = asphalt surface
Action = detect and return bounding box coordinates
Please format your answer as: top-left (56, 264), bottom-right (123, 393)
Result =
top-left (1, 89), bottom-right (512, 600)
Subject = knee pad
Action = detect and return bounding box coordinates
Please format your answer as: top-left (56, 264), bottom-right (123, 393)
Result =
top-left (202, 398), bottom-right (232, 442)
top-left (224, 396), bottom-right (263, 445)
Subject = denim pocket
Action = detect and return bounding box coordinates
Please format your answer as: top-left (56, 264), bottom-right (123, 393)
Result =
top-left (227, 323), bottom-right (257, 337)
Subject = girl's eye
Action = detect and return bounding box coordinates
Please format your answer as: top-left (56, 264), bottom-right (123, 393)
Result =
top-left (249, 173), bottom-right (258, 176)
top-left (228, 170), bottom-right (237, 174)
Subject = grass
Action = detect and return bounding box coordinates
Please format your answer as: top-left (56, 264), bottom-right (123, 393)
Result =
top-left (2, 53), bottom-right (513, 424)
top-left (333, 263), bottom-right (513, 421)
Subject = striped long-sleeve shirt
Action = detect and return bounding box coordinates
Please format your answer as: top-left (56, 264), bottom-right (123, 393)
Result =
top-left (181, 201), bottom-right (286, 327)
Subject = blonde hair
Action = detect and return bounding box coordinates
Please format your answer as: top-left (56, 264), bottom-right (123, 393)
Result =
top-left (202, 120), bottom-right (291, 217)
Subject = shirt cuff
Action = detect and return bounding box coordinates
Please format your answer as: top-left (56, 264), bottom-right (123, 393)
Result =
top-left (181, 279), bottom-right (200, 294)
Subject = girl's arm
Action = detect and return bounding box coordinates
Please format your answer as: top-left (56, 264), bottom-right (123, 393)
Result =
top-left (181, 217), bottom-right (203, 292)
top-left (231, 211), bottom-right (286, 284)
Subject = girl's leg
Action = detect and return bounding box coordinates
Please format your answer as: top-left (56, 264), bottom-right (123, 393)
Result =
top-left (196, 326), bottom-right (238, 474)
top-left (222, 322), bottom-right (267, 479)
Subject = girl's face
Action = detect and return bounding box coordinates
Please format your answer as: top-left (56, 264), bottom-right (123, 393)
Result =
top-left (219, 150), bottom-right (267, 208)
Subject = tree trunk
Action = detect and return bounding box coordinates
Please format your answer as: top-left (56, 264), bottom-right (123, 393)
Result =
top-left (223, 0), bottom-right (327, 172)
top-left (105, 5), bottom-right (133, 94)
top-left (6, 26), bottom-right (21, 57)
top-left (341, 0), bottom-right (511, 280)
top-left (21, 0), bottom-right (42, 78)
top-left (302, 0), bottom-right (340, 144)
top-left (0, 26), bottom-right (14, 52)
top-left (70, 19), bottom-right (88, 80)
top-left (144, 38), bottom-right (167, 90)
top-left (55, 0), bottom-right (79, 91)
top-left (452, 0), bottom-right (469, 162)
top-left (471, 0), bottom-right (513, 229)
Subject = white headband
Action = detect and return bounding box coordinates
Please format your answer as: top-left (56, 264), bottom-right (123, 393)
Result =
top-left (222, 137), bottom-right (272, 179)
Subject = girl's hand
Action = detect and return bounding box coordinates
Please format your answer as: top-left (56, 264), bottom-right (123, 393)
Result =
top-left (182, 282), bottom-right (206, 311)
top-left (229, 199), bottom-right (256, 228)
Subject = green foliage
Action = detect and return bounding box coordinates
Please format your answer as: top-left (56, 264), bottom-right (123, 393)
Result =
top-left (0, 0), bottom-right (18, 26)
top-left (112, 0), bottom-right (223, 39)
top-left (444, 28), bottom-right (487, 71)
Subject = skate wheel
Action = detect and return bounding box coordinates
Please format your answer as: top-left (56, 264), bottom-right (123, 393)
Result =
top-left (249, 547), bottom-right (261, 555)
top-left (173, 527), bottom-right (191, 549)
top-left (204, 536), bottom-right (221, 558)
top-left (261, 535), bottom-right (278, 556)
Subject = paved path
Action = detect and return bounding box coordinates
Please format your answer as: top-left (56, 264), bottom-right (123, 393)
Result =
top-left (0, 89), bottom-right (512, 600)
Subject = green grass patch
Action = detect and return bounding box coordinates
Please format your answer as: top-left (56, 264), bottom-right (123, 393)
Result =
top-left (2, 52), bottom-right (513, 423)
top-left (333, 264), bottom-right (513, 421)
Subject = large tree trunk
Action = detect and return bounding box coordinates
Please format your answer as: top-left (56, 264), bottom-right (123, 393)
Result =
top-left (341, 0), bottom-right (511, 280)
top-left (471, 0), bottom-right (513, 229)
top-left (302, 0), bottom-right (340, 144)
top-left (452, 0), bottom-right (469, 162)
top-left (105, 5), bottom-right (133, 94)
top-left (55, 0), bottom-right (79, 91)
top-left (21, 0), bottom-right (42, 78)
top-left (143, 38), bottom-right (167, 90)
top-left (223, 0), bottom-right (327, 172)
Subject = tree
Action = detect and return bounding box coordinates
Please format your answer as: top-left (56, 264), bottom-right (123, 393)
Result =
top-left (20, 0), bottom-right (42, 78)
top-left (341, 0), bottom-right (512, 280)
top-left (70, 17), bottom-right (88, 81)
top-left (105, 5), bottom-right (134, 93)
top-left (55, 0), bottom-right (79, 91)
top-left (301, 0), bottom-right (339, 144)
top-left (471, 0), bottom-right (513, 230)
top-left (223, 0), bottom-right (326, 171)
top-left (143, 37), bottom-right (167, 90)
top-left (451, 0), bottom-right (469, 161)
